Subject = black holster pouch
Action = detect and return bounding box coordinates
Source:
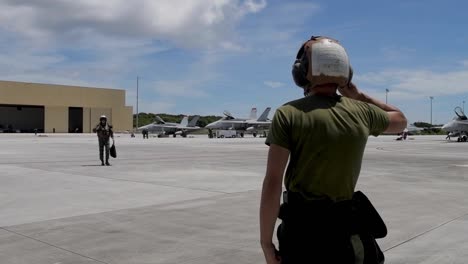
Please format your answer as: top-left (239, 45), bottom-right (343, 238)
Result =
top-left (277, 191), bottom-right (386, 264)
top-left (351, 191), bottom-right (387, 239)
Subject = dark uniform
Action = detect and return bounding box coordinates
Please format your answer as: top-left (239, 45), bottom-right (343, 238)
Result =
top-left (94, 117), bottom-right (114, 166)
top-left (266, 95), bottom-right (389, 263)
top-left (142, 129), bottom-right (149, 139)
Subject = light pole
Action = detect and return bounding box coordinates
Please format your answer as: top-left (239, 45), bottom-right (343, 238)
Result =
top-left (136, 76), bottom-right (139, 130)
top-left (385, 89), bottom-right (389, 104)
top-left (429, 96), bottom-right (434, 125)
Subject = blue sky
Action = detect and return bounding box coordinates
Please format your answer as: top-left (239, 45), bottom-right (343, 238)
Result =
top-left (0, 0), bottom-right (467, 124)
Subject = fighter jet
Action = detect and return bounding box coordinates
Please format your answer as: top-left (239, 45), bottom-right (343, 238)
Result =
top-left (245, 107), bottom-right (272, 136)
top-left (205, 107), bottom-right (271, 137)
top-left (442, 107), bottom-right (468, 142)
top-left (205, 108), bottom-right (257, 130)
top-left (137, 115), bottom-right (200, 137)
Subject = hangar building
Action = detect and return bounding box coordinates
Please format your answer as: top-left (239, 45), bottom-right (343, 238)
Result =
top-left (0, 80), bottom-right (133, 133)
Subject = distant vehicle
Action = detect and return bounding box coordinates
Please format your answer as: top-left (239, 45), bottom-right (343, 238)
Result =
top-left (206, 107), bottom-right (271, 137)
top-left (215, 130), bottom-right (238, 138)
top-left (137, 115), bottom-right (200, 137)
top-left (442, 107), bottom-right (468, 142)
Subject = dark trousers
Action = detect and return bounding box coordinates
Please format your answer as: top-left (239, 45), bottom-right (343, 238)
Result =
top-left (99, 137), bottom-right (110, 162)
top-left (277, 198), bottom-right (385, 264)
top-left (278, 221), bottom-right (364, 263)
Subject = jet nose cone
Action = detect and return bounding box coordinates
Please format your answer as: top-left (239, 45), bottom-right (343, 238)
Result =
top-left (206, 123), bottom-right (215, 129)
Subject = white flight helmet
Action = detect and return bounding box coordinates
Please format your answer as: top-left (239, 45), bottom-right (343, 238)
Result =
top-left (292, 36), bottom-right (353, 91)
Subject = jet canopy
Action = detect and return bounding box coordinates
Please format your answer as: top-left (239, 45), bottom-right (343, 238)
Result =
top-left (155, 116), bottom-right (166, 124)
top-left (454, 107), bottom-right (467, 120)
top-left (223, 110), bottom-right (235, 120)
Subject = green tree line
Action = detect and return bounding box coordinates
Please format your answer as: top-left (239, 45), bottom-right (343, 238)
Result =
top-left (133, 113), bottom-right (222, 128)
top-left (413, 122), bottom-right (446, 135)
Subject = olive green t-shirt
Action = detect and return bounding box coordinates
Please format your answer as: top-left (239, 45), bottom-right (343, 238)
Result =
top-left (266, 95), bottom-right (389, 201)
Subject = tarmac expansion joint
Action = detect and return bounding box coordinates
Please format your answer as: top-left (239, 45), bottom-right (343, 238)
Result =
top-left (0, 227), bottom-right (111, 264)
top-left (383, 211), bottom-right (468, 253)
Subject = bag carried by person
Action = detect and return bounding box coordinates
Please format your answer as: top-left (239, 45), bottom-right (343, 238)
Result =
top-left (110, 140), bottom-right (117, 158)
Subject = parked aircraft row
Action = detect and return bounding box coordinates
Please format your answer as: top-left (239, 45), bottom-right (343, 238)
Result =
top-left (136, 107), bottom-right (272, 138)
top-left (135, 105), bottom-right (468, 142)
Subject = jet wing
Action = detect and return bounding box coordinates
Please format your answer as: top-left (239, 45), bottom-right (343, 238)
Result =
top-left (217, 120), bottom-right (248, 124)
top-left (247, 121), bottom-right (271, 125)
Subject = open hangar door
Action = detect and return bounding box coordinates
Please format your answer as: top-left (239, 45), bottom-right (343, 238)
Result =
top-left (69, 107), bottom-right (83, 133)
top-left (0, 104), bottom-right (45, 133)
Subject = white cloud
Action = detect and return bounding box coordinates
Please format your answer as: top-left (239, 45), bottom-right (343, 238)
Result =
top-left (126, 90), bottom-right (177, 114)
top-left (138, 101), bottom-right (176, 114)
top-left (0, 0), bottom-right (267, 50)
top-left (238, 1), bottom-right (320, 57)
top-left (380, 46), bottom-right (416, 61)
top-left (220, 41), bottom-right (248, 52)
top-left (264, 81), bottom-right (284, 88)
top-left (244, 0), bottom-right (267, 12)
top-left (0, 0), bottom-right (271, 101)
top-left (152, 80), bottom-right (209, 98)
top-left (357, 69), bottom-right (468, 99)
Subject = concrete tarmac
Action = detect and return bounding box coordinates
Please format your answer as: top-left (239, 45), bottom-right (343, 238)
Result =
top-left (0, 134), bottom-right (467, 263)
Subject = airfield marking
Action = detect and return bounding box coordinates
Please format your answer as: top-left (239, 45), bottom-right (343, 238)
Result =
top-left (384, 211), bottom-right (468, 253)
top-left (0, 227), bottom-right (110, 264)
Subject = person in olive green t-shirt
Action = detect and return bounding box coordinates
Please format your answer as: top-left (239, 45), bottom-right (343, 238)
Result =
top-left (265, 95), bottom-right (390, 202)
top-left (260, 36), bottom-right (407, 264)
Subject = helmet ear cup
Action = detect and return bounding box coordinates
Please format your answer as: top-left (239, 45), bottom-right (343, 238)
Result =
top-left (291, 44), bottom-right (310, 88)
top-left (348, 66), bottom-right (353, 85)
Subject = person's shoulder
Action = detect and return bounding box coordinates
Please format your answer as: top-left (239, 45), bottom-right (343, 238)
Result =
top-left (273, 101), bottom-right (298, 118)
top-left (278, 97), bottom-right (310, 112)
top-left (340, 96), bottom-right (369, 109)
top-left (284, 97), bottom-right (309, 106)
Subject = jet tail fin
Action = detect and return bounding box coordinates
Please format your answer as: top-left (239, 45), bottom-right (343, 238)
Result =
top-left (188, 116), bottom-right (200, 127)
top-left (249, 108), bottom-right (257, 120)
top-left (180, 116), bottom-right (189, 127)
top-left (257, 107), bottom-right (271, 121)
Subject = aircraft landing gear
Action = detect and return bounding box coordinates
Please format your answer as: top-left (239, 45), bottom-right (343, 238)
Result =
top-left (457, 135), bottom-right (467, 142)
